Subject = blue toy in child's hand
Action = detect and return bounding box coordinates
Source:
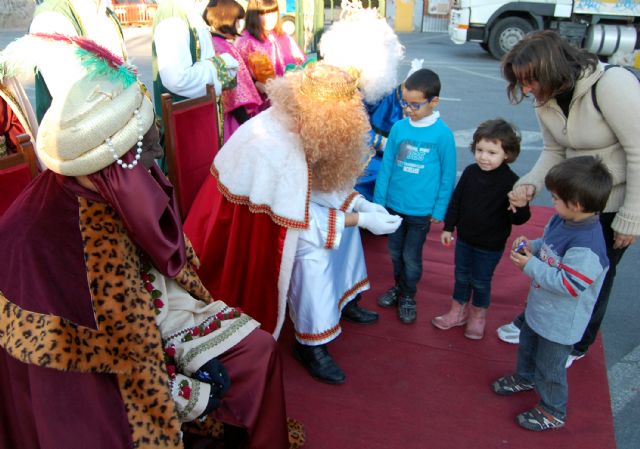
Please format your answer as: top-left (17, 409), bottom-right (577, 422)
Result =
top-left (515, 240), bottom-right (528, 254)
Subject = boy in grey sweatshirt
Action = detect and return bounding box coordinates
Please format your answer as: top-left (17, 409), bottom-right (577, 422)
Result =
top-left (492, 156), bottom-right (612, 431)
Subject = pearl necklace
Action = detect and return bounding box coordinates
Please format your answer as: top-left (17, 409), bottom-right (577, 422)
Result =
top-left (105, 108), bottom-right (144, 169)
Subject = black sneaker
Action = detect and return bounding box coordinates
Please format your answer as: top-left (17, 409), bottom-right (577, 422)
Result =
top-left (492, 374), bottom-right (535, 396)
top-left (378, 286), bottom-right (399, 308)
top-left (397, 295), bottom-right (416, 324)
top-left (516, 405), bottom-right (565, 431)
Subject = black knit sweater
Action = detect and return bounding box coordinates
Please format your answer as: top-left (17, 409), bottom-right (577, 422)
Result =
top-left (443, 163), bottom-right (531, 251)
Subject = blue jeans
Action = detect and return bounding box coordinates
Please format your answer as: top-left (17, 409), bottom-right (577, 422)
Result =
top-left (517, 321), bottom-right (573, 419)
top-left (452, 239), bottom-right (503, 308)
top-left (387, 209), bottom-right (431, 298)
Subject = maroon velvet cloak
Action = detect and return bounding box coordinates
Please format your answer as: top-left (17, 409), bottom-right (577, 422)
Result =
top-left (0, 171), bottom-right (133, 449)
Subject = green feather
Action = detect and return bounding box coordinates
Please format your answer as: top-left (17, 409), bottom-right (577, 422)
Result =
top-left (76, 48), bottom-right (136, 88)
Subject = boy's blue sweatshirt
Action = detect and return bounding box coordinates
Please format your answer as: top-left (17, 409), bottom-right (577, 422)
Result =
top-left (373, 116), bottom-right (456, 219)
top-left (524, 214), bottom-right (609, 345)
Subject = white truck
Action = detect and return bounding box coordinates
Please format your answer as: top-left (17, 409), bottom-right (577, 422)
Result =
top-left (449, 0), bottom-right (640, 59)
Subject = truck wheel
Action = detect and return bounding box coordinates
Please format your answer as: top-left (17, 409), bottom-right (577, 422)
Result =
top-left (479, 42), bottom-right (490, 53)
top-left (488, 17), bottom-right (533, 60)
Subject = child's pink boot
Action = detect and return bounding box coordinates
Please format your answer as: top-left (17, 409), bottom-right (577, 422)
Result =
top-left (464, 305), bottom-right (487, 340)
top-left (432, 300), bottom-right (468, 330)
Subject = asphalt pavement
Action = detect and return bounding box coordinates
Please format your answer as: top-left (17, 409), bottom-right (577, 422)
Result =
top-left (1, 26), bottom-right (638, 449)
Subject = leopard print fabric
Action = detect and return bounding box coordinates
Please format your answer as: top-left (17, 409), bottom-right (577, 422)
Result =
top-left (287, 418), bottom-right (306, 449)
top-left (181, 417), bottom-right (306, 448)
top-left (183, 235), bottom-right (201, 269)
top-left (0, 199), bottom-right (227, 448)
top-left (79, 198), bottom-right (183, 448)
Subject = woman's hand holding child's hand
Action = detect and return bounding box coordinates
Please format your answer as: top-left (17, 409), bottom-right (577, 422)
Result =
top-left (507, 184), bottom-right (534, 212)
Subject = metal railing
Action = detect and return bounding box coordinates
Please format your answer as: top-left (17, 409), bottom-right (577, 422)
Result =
top-left (111, 4), bottom-right (157, 26)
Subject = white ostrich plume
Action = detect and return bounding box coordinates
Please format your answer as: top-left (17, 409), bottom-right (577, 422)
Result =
top-left (319, 4), bottom-right (405, 104)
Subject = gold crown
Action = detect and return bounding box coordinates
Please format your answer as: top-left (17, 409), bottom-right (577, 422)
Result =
top-left (299, 63), bottom-right (359, 101)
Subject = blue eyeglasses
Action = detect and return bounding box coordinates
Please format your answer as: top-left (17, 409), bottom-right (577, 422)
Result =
top-left (399, 98), bottom-right (432, 110)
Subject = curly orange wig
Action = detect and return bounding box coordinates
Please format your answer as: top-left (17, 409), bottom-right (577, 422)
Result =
top-left (266, 65), bottom-right (371, 192)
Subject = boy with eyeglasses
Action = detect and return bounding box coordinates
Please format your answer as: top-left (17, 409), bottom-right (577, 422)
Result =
top-left (373, 68), bottom-right (457, 324)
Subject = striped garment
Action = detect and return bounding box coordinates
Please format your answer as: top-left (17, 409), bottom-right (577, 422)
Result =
top-left (523, 214), bottom-right (609, 345)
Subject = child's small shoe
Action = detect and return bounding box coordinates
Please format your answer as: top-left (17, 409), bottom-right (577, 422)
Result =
top-left (464, 305), bottom-right (487, 340)
top-left (377, 286), bottom-right (399, 308)
top-left (397, 295), bottom-right (416, 324)
top-left (492, 373), bottom-right (534, 395)
top-left (497, 322), bottom-right (520, 344)
top-left (516, 405), bottom-right (565, 431)
top-left (432, 300), bottom-right (468, 330)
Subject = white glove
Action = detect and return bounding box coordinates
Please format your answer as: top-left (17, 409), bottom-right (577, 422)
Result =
top-left (357, 212), bottom-right (402, 235)
top-left (219, 53), bottom-right (239, 79)
top-left (352, 195), bottom-right (388, 214)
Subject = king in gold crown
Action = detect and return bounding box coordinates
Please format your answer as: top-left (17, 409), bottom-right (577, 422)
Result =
top-left (299, 63), bottom-right (359, 101)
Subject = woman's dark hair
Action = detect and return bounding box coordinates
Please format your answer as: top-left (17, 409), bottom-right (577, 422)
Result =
top-left (245, 0), bottom-right (282, 41)
top-left (545, 156), bottom-right (613, 213)
top-left (502, 30), bottom-right (599, 105)
top-left (203, 0), bottom-right (245, 36)
top-left (471, 118), bottom-right (521, 163)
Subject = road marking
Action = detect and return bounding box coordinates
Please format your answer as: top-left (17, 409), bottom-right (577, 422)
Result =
top-left (447, 66), bottom-right (504, 82)
top-left (400, 33), bottom-right (450, 45)
top-left (609, 345), bottom-right (640, 415)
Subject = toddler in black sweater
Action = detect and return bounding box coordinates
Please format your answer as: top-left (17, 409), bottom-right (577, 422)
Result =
top-left (432, 119), bottom-right (530, 339)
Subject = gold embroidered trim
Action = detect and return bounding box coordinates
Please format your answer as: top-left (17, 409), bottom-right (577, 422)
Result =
top-left (337, 278), bottom-right (370, 310)
top-left (211, 164), bottom-right (311, 230)
top-left (294, 277), bottom-right (370, 342)
top-left (340, 191), bottom-right (360, 212)
top-left (176, 378), bottom-right (202, 421)
top-left (178, 314), bottom-right (253, 371)
top-left (324, 208), bottom-right (337, 249)
top-left (295, 322), bottom-right (341, 342)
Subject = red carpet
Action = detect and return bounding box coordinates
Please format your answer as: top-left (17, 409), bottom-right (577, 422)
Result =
top-left (280, 206), bottom-right (616, 449)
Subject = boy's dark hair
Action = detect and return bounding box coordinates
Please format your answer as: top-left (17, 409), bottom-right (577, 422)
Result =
top-left (545, 156), bottom-right (612, 213)
top-left (245, 0), bottom-right (282, 41)
top-left (404, 69), bottom-right (441, 100)
top-left (203, 0), bottom-right (245, 37)
top-left (502, 30), bottom-right (598, 105)
top-left (471, 119), bottom-right (521, 163)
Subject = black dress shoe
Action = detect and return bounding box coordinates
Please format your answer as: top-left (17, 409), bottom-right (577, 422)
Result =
top-left (342, 298), bottom-right (379, 324)
top-left (293, 342), bottom-right (345, 384)
top-left (398, 295), bottom-right (417, 324)
top-left (377, 286), bottom-right (399, 308)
